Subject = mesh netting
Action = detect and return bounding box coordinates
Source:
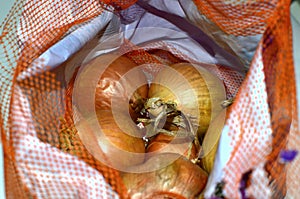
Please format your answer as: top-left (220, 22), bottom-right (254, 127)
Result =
top-left (0, 0), bottom-right (298, 198)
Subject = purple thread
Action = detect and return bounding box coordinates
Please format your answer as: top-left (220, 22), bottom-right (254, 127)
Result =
top-left (279, 149), bottom-right (298, 163)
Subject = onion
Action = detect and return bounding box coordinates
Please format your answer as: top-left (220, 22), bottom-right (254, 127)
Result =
top-left (121, 153), bottom-right (208, 199)
top-left (146, 132), bottom-right (200, 161)
top-left (200, 109), bottom-right (227, 173)
top-left (148, 63), bottom-right (226, 138)
top-left (91, 53), bottom-right (148, 120)
top-left (63, 53), bottom-right (148, 169)
top-left (76, 110), bottom-right (146, 169)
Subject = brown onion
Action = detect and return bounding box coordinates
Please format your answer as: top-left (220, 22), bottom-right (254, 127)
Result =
top-left (148, 63), bottom-right (226, 138)
top-left (121, 154), bottom-right (208, 199)
top-left (146, 133), bottom-right (200, 161)
top-left (200, 109), bottom-right (227, 173)
top-left (76, 110), bottom-right (146, 169)
top-left (90, 53), bottom-right (149, 120)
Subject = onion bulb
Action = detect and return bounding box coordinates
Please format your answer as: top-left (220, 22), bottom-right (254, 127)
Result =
top-left (90, 53), bottom-right (148, 120)
top-left (200, 109), bottom-right (227, 173)
top-left (121, 154), bottom-right (208, 199)
top-left (148, 63), bottom-right (226, 138)
top-left (76, 110), bottom-right (146, 169)
top-left (146, 132), bottom-right (200, 161)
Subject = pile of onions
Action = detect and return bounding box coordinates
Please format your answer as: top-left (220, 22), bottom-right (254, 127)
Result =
top-left (119, 58), bottom-right (226, 198)
top-left (64, 51), bottom-right (227, 198)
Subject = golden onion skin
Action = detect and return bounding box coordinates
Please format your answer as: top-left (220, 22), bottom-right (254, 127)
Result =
top-left (76, 110), bottom-right (146, 168)
top-left (96, 111), bottom-right (145, 153)
top-left (148, 63), bottom-right (225, 138)
top-left (93, 54), bottom-right (148, 120)
top-left (121, 154), bottom-right (208, 199)
top-left (200, 109), bottom-right (227, 173)
top-left (146, 133), bottom-right (200, 161)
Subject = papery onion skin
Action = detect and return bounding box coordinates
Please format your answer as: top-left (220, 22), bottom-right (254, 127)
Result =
top-left (93, 54), bottom-right (148, 120)
top-left (200, 109), bottom-right (227, 173)
top-left (77, 110), bottom-right (146, 168)
top-left (97, 111), bottom-right (145, 152)
top-left (121, 154), bottom-right (208, 199)
top-left (148, 63), bottom-right (225, 138)
top-left (146, 133), bottom-right (200, 161)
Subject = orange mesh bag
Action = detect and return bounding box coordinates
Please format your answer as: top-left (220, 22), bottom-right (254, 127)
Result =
top-left (191, 0), bottom-right (298, 198)
top-left (0, 0), bottom-right (298, 199)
